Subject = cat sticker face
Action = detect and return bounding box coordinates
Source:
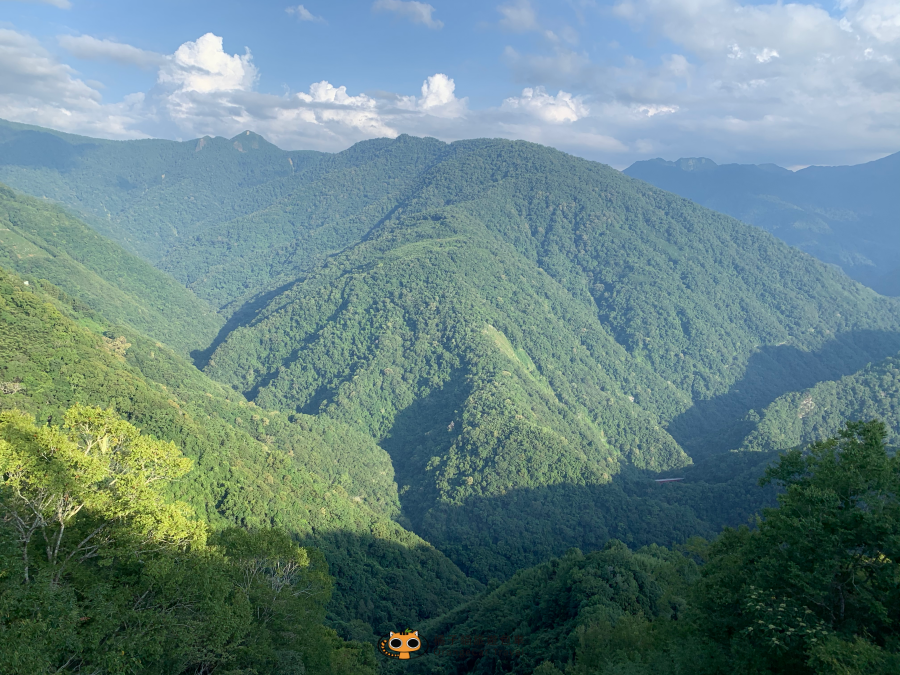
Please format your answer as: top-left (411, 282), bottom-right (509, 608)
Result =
top-left (379, 630), bottom-right (425, 659)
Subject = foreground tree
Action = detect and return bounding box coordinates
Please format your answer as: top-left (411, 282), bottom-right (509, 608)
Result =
top-left (0, 405), bottom-right (375, 674)
top-left (0, 405), bottom-right (203, 584)
top-left (556, 420), bottom-right (900, 675)
top-left (694, 419), bottom-right (900, 674)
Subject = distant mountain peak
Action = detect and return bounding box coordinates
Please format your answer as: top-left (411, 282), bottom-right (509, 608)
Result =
top-left (631, 157), bottom-right (719, 172)
top-left (755, 162), bottom-right (791, 174)
top-left (674, 157), bottom-right (718, 172)
top-left (229, 130), bottom-right (275, 152)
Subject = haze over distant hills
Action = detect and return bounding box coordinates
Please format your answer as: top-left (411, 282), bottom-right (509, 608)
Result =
top-left (624, 153), bottom-right (900, 296)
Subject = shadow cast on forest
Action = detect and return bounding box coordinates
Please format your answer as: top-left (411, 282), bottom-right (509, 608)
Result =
top-left (190, 278), bottom-right (302, 370)
top-left (300, 529), bottom-right (482, 639)
top-left (667, 329), bottom-right (900, 457)
top-left (307, 448), bottom-right (781, 641)
top-left (410, 452), bottom-right (781, 586)
top-left (379, 367), bottom-right (473, 519)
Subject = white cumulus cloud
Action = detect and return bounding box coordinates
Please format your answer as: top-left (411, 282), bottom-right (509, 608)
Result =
top-left (502, 87), bottom-right (588, 123)
top-left (291, 81), bottom-right (396, 136)
top-left (158, 33), bottom-right (257, 94)
top-left (416, 73), bottom-right (467, 118)
top-left (372, 0), bottom-right (443, 29)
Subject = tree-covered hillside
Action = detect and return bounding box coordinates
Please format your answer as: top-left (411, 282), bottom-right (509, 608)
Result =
top-left (198, 137), bottom-right (900, 580)
top-left (0, 183), bottom-right (221, 355)
top-left (160, 135), bottom-right (457, 311)
top-left (0, 260), bottom-right (800, 657)
top-left (5, 121), bottom-right (900, 659)
top-left (739, 351), bottom-right (900, 453)
top-left (1, 404), bottom-right (377, 675)
top-left (624, 152), bottom-right (900, 296)
top-left (0, 118), bottom-right (323, 263)
top-left (394, 421), bottom-right (900, 675)
top-left (0, 266), bottom-right (482, 637)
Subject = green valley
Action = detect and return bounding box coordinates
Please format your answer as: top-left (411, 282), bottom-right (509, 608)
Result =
top-left (1, 119), bottom-right (899, 674)
top-left (0, 266), bottom-right (481, 639)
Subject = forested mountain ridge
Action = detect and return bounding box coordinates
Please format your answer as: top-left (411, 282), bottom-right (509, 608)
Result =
top-left (0, 183), bottom-right (221, 354)
top-left (0, 118), bottom-right (323, 263)
top-left (740, 350), bottom-right (900, 453)
top-left (5, 121), bottom-right (899, 581)
top-left (197, 136), bottom-right (900, 438)
top-left (202, 203), bottom-right (705, 580)
top-left (624, 152), bottom-right (900, 296)
top-left (199, 136), bottom-right (900, 579)
top-left (0, 266), bottom-right (482, 638)
top-left (160, 134), bottom-right (454, 310)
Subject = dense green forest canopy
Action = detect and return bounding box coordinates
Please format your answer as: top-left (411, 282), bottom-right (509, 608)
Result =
top-left (0, 267), bottom-right (482, 638)
top-left (742, 351), bottom-right (900, 453)
top-left (0, 403), bottom-right (377, 674)
top-left (624, 152), bottom-right (900, 296)
top-left (0, 118), bottom-right (323, 264)
top-left (195, 136), bottom-right (900, 578)
top-left (3, 119), bottom-right (900, 673)
top-left (0, 184), bottom-right (221, 355)
top-left (0, 266), bottom-right (785, 635)
top-left (394, 420), bottom-right (900, 675)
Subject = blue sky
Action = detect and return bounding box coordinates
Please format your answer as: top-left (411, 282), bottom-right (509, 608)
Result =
top-left (1, 0), bottom-right (899, 168)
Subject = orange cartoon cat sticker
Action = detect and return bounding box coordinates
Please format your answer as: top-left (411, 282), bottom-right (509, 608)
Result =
top-left (378, 629), bottom-right (426, 659)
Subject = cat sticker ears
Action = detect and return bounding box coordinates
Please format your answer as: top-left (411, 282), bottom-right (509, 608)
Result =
top-left (379, 630), bottom-right (425, 660)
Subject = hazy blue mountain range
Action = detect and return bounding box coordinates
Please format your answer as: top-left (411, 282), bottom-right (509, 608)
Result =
top-left (624, 153), bottom-right (900, 296)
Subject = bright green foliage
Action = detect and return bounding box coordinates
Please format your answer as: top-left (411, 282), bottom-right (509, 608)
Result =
top-left (0, 267), bottom-right (481, 637)
top-left (690, 419), bottom-right (900, 674)
top-left (0, 405), bottom-right (376, 675)
top-left (741, 351), bottom-right (900, 453)
top-left (0, 404), bottom-right (202, 584)
top-left (0, 183), bottom-right (221, 354)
